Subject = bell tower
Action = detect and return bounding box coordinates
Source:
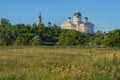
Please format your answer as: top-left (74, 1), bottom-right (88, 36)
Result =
top-left (36, 12), bottom-right (42, 25)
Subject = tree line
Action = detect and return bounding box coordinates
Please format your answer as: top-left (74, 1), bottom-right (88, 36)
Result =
top-left (0, 18), bottom-right (120, 47)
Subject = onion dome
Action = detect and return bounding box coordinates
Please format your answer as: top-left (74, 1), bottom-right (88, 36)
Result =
top-left (74, 11), bottom-right (81, 17)
top-left (48, 21), bottom-right (51, 24)
top-left (84, 17), bottom-right (88, 19)
top-left (68, 17), bottom-right (71, 19)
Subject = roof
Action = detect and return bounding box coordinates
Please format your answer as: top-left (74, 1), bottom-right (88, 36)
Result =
top-left (61, 22), bottom-right (73, 25)
top-left (84, 22), bottom-right (94, 26)
top-left (68, 17), bottom-right (71, 19)
top-left (74, 11), bottom-right (81, 16)
top-left (48, 21), bottom-right (51, 24)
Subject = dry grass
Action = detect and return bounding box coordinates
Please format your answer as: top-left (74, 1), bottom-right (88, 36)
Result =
top-left (0, 46), bottom-right (120, 80)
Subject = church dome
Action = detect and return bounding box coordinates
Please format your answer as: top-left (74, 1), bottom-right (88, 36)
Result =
top-left (74, 11), bottom-right (81, 17)
top-left (48, 21), bottom-right (51, 24)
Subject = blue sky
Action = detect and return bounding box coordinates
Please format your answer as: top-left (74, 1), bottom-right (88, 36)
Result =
top-left (0, 0), bottom-right (120, 32)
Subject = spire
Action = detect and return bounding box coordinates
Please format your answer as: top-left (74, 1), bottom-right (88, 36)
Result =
top-left (39, 12), bottom-right (41, 18)
top-left (39, 12), bottom-right (41, 15)
top-left (77, 10), bottom-right (79, 13)
top-left (36, 12), bottom-right (42, 25)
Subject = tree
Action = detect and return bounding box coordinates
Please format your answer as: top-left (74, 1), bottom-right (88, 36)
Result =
top-left (59, 30), bottom-right (83, 46)
top-left (93, 31), bottom-right (104, 46)
top-left (104, 29), bottom-right (120, 47)
top-left (0, 30), bottom-right (15, 45)
top-left (82, 34), bottom-right (94, 46)
top-left (32, 36), bottom-right (42, 45)
top-left (0, 18), bottom-right (12, 30)
top-left (0, 18), bottom-right (9, 25)
top-left (13, 36), bottom-right (25, 45)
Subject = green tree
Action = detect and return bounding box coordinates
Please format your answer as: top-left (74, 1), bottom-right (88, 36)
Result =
top-left (13, 36), bottom-right (25, 45)
top-left (59, 30), bottom-right (83, 46)
top-left (0, 18), bottom-right (9, 25)
top-left (32, 36), bottom-right (42, 45)
top-left (82, 34), bottom-right (94, 46)
top-left (104, 29), bottom-right (120, 47)
top-left (0, 18), bottom-right (12, 30)
top-left (0, 30), bottom-right (15, 45)
top-left (93, 31), bottom-right (104, 46)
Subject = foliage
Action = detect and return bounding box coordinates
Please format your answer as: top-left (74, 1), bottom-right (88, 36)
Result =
top-left (0, 18), bottom-right (10, 26)
top-left (93, 31), bottom-right (104, 46)
top-left (32, 35), bottom-right (42, 45)
top-left (59, 30), bottom-right (83, 46)
top-left (0, 30), bottom-right (16, 45)
top-left (0, 18), bottom-right (120, 47)
top-left (104, 29), bottom-right (120, 47)
top-left (0, 18), bottom-right (61, 46)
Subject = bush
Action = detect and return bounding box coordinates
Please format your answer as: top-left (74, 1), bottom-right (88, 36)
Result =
top-left (32, 35), bottom-right (42, 45)
top-left (104, 29), bottom-right (120, 47)
top-left (59, 30), bottom-right (83, 46)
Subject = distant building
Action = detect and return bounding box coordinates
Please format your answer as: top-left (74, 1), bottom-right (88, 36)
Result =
top-left (36, 12), bottom-right (42, 25)
top-left (48, 21), bottom-right (52, 27)
top-left (61, 11), bottom-right (94, 34)
top-left (36, 13), bottom-right (52, 27)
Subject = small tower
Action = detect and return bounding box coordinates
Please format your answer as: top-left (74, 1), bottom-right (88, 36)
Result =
top-left (84, 17), bottom-right (88, 23)
top-left (67, 17), bottom-right (71, 22)
top-left (48, 21), bottom-right (52, 27)
top-left (36, 12), bottom-right (42, 25)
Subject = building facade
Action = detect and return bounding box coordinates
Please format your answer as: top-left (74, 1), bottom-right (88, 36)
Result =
top-left (61, 11), bottom-right (94, 34)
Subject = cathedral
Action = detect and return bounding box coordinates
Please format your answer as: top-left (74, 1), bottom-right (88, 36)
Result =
top-left (61, 11), bottom-right (94, 34)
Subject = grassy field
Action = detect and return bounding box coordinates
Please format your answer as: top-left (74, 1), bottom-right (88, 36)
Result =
top-left (0, 46), bottom-right (120, 80)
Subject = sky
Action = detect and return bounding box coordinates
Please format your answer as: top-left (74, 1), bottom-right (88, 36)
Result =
top-left (0, 0), bottom-right (120, 32)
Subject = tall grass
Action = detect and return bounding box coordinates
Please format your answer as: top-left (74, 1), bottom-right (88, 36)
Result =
top-left (0, 46), bottom-right (120, 80)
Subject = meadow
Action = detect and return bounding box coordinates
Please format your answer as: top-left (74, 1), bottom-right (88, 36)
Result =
top-left (0, 46), bottom-right (120, 80)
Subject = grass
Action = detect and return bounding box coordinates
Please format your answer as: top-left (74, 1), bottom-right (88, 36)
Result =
top-left (0, 46), bottom-right (120, 80)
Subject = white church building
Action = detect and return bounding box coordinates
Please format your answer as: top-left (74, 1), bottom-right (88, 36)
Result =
top-left (61, 11), bottom-right (94, 34)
